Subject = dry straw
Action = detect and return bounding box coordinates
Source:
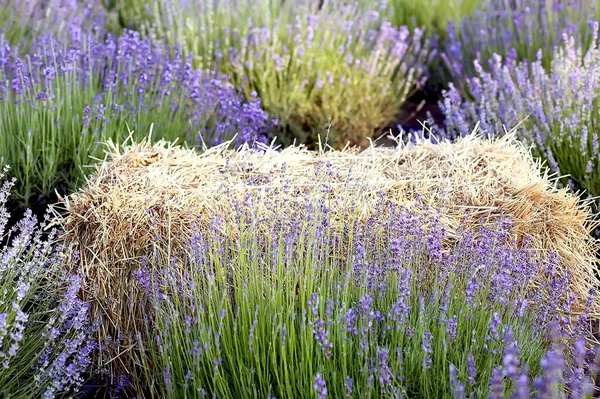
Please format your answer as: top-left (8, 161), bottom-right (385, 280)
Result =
top-left (50, 128), bottom-right (600, 375)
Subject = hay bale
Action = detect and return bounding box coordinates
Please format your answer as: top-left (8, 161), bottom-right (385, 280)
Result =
top-left (51, 132), bottom-right (600, 375)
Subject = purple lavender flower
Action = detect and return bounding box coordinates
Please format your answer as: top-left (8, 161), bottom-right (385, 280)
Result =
top-left (449, 364), bottom-right (465, 399)
top-left (344, 376), bottom-right (353, 397)
top-left (513, 373), bottom-right (530, 399)
top-left (312, 318), bottom-right (333, 359)
top-left (489, 366), bottom-right (504, 399)
top-left (502, 328), bottom-right (521, 379)
top-left (377, 346), bottom-right (393, 386)
top-left (467, 350), bottom-right (476, 387)
top-left (421, 329), bottom-right (433, 369)
top-left (446, 314), bottom-right (458, 342)
top-left (164, 364), bottom-right (174, 395)
top-left (314, 373), bottom-right (327, 399)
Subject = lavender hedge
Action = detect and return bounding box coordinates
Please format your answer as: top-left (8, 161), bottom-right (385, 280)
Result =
top-left (0, 30), bottom-right (271, 205)
top-left (0, 0), bottom-right (111, 49)
top-left (439, 24), bottom-right (600, 208)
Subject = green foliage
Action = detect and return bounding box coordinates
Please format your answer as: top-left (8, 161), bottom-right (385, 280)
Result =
top-left (361, 0), bottom-right (481, 37)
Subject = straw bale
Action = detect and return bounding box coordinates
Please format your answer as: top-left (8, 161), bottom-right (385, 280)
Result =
top-left (51, 132), bottom-right (600, 375)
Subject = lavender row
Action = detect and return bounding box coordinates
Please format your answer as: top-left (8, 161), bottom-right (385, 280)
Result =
top-left (137, 0), bottom-right (433, 148)
top-left (0, 162), bottom-right (597, 396)
top-left (0, 30), bottom-right (271, 205)
top-left (438, 24), bottom-right (600, 209)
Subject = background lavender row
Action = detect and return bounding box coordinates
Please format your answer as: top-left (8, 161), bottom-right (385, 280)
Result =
top-left (439, 24), bottom-right (600, 213)
top-left (133, 0), bottom-right (432, 147)
top-left (0, 30), bottom-right (271, 205)
top-left (442, 0), bottom-right (600, 94)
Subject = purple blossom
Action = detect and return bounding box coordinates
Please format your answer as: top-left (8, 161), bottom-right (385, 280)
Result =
top-left (377, 347), bottom-right (393, 386)
top-left (449, 364), bottom-right (465, 399)
top-left (467, 350), bottom-right (476, 387)
top-left (446, 314), bottom-right (458, 342)
top-left (344, 376), bottom-right (353, 397)
top-left (489, 366), bottom-right (504, 399)
top-left (312, 318), bottom-right (333, 359)
top-left (164, 364), bottom-right (174, 395)
top-left (502, 328), bottom-right (521, 379)
top-left (314, 373), bottom-right (327, 399)
top-left (421, 329), bottom-right (433, 369)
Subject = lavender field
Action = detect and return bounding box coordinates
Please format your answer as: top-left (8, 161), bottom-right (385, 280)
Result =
top-left (1, 0), bottom-right (600, 398)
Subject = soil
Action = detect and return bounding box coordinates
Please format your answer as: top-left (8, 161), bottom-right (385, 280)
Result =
top-left (377, 88), bottom-right (444, 148)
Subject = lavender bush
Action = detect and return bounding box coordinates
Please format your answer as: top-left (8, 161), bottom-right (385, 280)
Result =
top-left (139, 0), bottom-right (432, 148)
top-left (130, 166), bottom-right (593, 397)
top-left (0, 168), bottom-right (95, 398)
top-left (0, 30), bottom-right (271, 205)
top-left (443, 0), bottom-right (600, 93)
top-left (0, 0), bottom-right (111, 49)
top-left (440, 25), bottom-right (600, 207)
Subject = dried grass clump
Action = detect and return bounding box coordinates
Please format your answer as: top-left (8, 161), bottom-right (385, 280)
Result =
top-left (51, 130), bottom-right (600, 375)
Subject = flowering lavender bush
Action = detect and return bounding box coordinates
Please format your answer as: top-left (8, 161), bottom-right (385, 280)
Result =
top-left (140, 0), bottom-right (432, 148)
top-left (0, 0), bottom-right (111, 49)
top-left (0, 168), bottom-right (95, 398)
top-left (440, 25), bottom-right (600, 207)
top-left (443, 0), bottom-right (600, 92)
top-left (0, 30), bottom-right (271, 205)
top-left (130, 168), bottom-right (593, 398)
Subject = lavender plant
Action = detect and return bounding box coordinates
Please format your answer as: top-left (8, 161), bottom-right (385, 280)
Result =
top-left (131, 168), bottom-right (589, 398)
top-left (440, 25), bottom-right (600, 207)
top-left (443, 0), bottom-right (600, 93)
top-left (0, 30), bottom-right (271, 205)
top-left (0, 168), bottom-right (95, 398)
top-left (0, 0), bottom-right (111, 49)
top-left (140, 0), bottom-right (432, 148)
